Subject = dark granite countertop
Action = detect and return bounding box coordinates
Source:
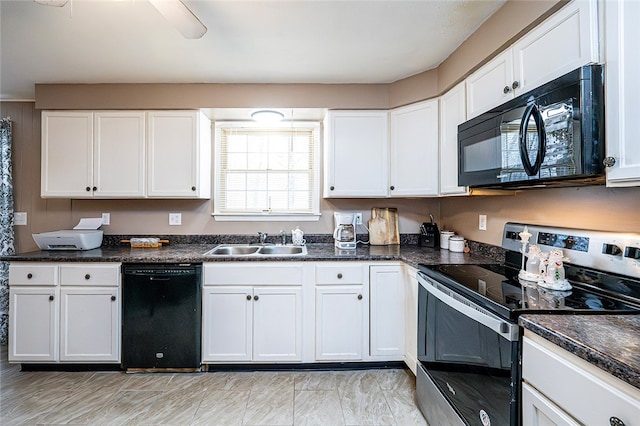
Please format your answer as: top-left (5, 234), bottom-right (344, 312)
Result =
top-left (1, 243), bottom-right (497, 268)
top-left (519, 314), bottom-right (640, 390)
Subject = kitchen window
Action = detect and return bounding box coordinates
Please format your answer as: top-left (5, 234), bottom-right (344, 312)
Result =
top-left (213, 121), bottom-right (320, 221)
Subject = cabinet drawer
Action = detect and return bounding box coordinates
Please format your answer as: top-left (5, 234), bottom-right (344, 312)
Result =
top-left (60, 263), bottom-right (121, 286)
top-left (316, 264), bottom-right (363, 284)
top-left (9, 263), bottom-right (57, 286)
top-left (204, 263), bottom-right (303, 285)
top-left (523, 334), bottom-right (640, 425)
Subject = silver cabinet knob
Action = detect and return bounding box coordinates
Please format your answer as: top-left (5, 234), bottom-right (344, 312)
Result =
top-left (254, 295), bottom-right (259, 301)
top-left (503, 86), bottom-right (511, 94)
top-left (357, 294), bottom-right (363, 300)
top-left (512, 81), bottom-right (520, 90)
top-left (603, 156), bottom-right (616, 168)
top-left (337, 273), bottom-right (343, 279)
top-left (85, 274), bottom-right (91, 280)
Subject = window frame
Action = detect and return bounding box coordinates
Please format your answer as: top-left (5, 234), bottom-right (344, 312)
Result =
top-left (212, 120), bottom-right (321, 222)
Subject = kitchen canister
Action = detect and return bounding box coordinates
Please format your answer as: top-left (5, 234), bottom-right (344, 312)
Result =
top-left (449, 235), bottom-right (467, 253)
top-left (440, 231), bottom-right (455, 249)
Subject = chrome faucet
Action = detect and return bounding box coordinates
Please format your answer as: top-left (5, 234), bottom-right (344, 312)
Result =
top-left (280, 230), bottom-right (287, 245)
top-left (258, 232), bottom-right (267, 245)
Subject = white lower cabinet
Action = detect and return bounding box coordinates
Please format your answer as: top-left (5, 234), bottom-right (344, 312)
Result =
top-left (315, 285), bottom-right (364, 360)
top-left (202, 263), bottom-right (304, 363)
top-left (369, 264), bottom-right (404, 359)
top-left (9, 286), bottom-right (59, 362)
top-left (522, 332), bottom-right (640, 425)
top-left (60, 287), bottom-right (120, 362)
top-left (8, 262), bottom-right (121, 363)
top-left (314, 263), bottom-right (367, 361)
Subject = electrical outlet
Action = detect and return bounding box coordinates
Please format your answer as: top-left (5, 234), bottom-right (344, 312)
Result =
top-left (14, 212), bottom-right (27, 226)
top-left (479, 214), bottom-right (487, 231)
top-left (355, 212), bottom-right (363, 225)
top-left (101, 212), bottom-right (110, 226)
top-left (169, 213), bottom-right (182, 226)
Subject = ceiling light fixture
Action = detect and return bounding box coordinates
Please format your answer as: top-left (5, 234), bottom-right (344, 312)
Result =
top-left (251, 110), bottom-right (285, 123)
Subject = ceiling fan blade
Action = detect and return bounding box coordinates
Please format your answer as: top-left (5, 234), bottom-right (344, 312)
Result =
top-left (33, 0), bottom-right (69, 6)
top-left (148, 0), bottom-right (207, 39)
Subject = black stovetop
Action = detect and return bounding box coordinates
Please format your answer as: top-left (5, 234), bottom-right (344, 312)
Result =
top-left (418, 263), bottom-right (640, 322)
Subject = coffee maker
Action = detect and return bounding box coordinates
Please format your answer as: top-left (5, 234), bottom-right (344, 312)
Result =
top-left (333, 212), bottom-right (357, 249)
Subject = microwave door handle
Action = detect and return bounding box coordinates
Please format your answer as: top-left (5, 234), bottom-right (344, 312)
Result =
top-left (532, 105), bottom-right (547, 174)
top-left (419, 275), bottom-right (519, 341)
top-left (518, 103), bottom-right (546, 176)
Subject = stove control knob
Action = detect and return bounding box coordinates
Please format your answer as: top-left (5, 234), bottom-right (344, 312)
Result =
top-left (624, 246), bottom-right (640, 260)
top-left (602, 243), bottom-right (623, 256)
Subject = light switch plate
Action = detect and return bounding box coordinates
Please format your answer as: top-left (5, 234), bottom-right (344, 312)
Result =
top-left (169, 213), bottom-right (182, 226)
top-left (102, 213), bottom-right (110, 226)
top-left (14, 212), bottom-right (27, 226)
top-left (479, 214), bottom-right (487, 231)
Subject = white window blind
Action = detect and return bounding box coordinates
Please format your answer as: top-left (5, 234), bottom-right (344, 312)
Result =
top-left (214, 122), bottom-right (320, 217)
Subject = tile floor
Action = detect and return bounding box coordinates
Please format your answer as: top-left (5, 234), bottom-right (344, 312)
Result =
top-left (0, 346), bottom-right (428, 425)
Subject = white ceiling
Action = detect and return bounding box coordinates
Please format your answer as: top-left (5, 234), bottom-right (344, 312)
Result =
top-left (0, 0), bottom-right (506, 100)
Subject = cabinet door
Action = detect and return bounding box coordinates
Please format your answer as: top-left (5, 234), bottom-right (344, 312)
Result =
top-left (253, 287), bottom-right (302, 362)
top-left (466, 50), bottom-right (514, 119)
top-left (522, 383), bottom-right (580, 426)
top-left (324, 111), bottom-right (389, 197)
top-left (605, 0), bottom-right (640, 187)
top-left (41, 111), bottom-right (93, 198)
top-left (202, 286), bottom-right (253, 362)
top-left (93, 112), bottom-right (146, 198)
top-left (370, 265), bottom-right (404, 359)
top-left (315, 286), bottom-right (364, 360)
top-left (9, 287), bottom-right (59, 362)
top-left (389, 100), bottom-right (439, 197)
top-left (59, 287), bottom-right (120, 362)
top-left (513, 0), bottom-right (599, 95)
top-left (439, 82), bottom-right (468, 196)
top-left (147, 110), bottom-right (211, 198)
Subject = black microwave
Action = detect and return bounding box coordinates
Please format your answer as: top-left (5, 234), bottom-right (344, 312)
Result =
top-left (458, 64), bottom-right (605, 189)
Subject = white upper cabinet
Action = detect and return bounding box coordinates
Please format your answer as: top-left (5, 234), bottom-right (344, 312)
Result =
top-left (94, 112), bottom-right (146, 198)
top-left (41, 111), bottom-right (94, 198)
top-left (512, 0), bottom-right (600, 95)
top-left (42, 111), bottom-right (145, 198)
top-left (604, 0), bottom-right (640, 187)
top-left (147, 110), bottom-right (211, 198)
top-left (438, 82), bottom-right (468, 196)
top-left (389, 100), bottom-right (439, 197)
top-left (467, 0), bottom-right (600, 119)
top-left (324, 110), bottom-right (389, 197)
top-left (466, 49), bottom-right (515, 120)
top-left (41, 110), bottom-right (210, 199)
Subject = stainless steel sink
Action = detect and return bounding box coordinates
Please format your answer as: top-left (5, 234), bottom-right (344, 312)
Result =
top-left (203, 244), bottom-right (307, 257)
top-left (206, 245), bottom-right (260, 256)
top-left (258, 246), bottom-right (306, 255)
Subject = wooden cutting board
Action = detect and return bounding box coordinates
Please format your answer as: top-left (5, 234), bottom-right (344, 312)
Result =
top-left (368, 208), bottom-right (399, 245)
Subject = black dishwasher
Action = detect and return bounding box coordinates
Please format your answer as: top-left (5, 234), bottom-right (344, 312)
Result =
top-left (122, 264), bottom-right (202, 372)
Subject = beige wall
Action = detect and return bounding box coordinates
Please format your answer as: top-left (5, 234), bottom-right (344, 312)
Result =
top-left (440, 187), bottom-right (640, 247)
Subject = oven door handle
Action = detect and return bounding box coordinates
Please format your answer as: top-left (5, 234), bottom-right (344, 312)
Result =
top-left (419, 274), bottom-right (519, 341)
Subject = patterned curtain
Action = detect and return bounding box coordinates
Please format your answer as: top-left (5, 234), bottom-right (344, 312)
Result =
top-left (0, 117), bottom-right (15, 344)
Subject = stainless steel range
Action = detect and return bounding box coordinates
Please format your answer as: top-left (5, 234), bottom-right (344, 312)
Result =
top-left (416, 223), bottom-right (640, 426)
